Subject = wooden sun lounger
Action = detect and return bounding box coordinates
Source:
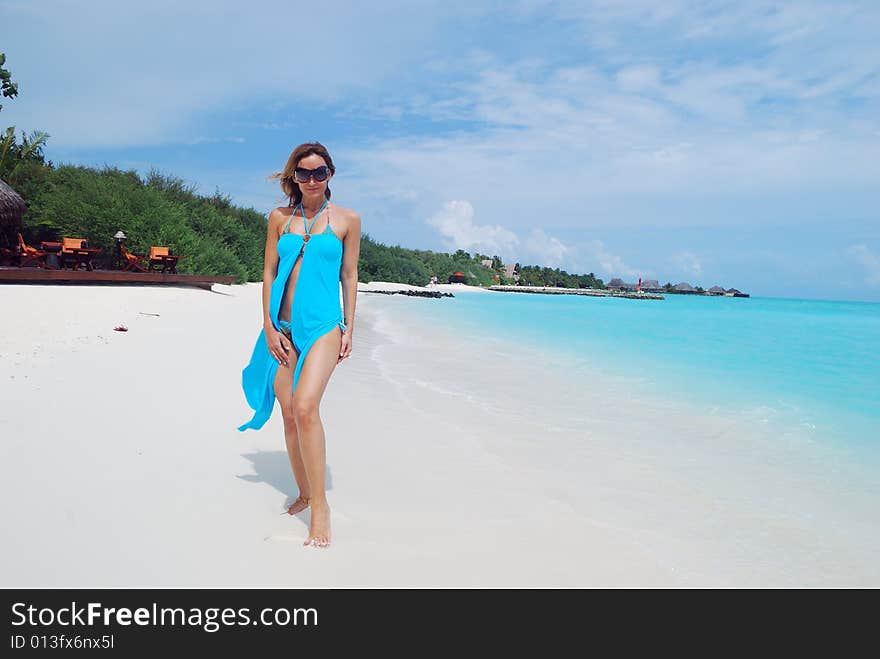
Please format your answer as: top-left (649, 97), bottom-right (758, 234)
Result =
top-left (16, 233), bottom-right (54, 269)
top-left (148, 246), bottom-right (184, 273)
top-left (120, 243), bottom-right (148, 272)
top-left (61, 237), bottom-right (102, 271)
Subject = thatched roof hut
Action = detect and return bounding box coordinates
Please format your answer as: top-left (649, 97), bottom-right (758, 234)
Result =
top-left (0, 178), bottom-right (26, 225)
top-left (674, 282), bottom-right (697, 293)
top-left (0, 178), bottom-right (27, 249)
top-left (708, 285), bottom-right (726, 294)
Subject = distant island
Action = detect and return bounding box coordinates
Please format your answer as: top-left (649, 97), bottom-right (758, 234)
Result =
top-left (606, 278), bottom-right (749, 297)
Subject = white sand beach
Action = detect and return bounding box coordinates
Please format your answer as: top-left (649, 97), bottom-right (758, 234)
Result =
top-left (2, 281), bottom-right (878, 587)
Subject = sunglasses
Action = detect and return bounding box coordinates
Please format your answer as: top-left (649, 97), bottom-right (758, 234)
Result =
top-left (292, 165), bottom-right (331, 183)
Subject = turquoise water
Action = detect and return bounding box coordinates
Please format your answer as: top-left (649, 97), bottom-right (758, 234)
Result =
top-left (393, 290), bottom-right (879, 457)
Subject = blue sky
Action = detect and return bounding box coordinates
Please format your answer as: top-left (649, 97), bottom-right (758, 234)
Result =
top-left (2, 0), bottom-right (879, 301)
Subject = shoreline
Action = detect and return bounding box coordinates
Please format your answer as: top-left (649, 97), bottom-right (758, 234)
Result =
top-left (1, 282), bottom-right (877, 586)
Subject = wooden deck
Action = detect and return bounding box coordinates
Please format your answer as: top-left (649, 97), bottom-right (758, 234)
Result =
top-left (0, 267), bottom-right (236, 290)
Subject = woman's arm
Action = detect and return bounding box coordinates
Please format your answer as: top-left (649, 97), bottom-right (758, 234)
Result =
top-left (340, 211), bottom-right (361, 333)
top-left (262, 209), bottom-right (283, 330)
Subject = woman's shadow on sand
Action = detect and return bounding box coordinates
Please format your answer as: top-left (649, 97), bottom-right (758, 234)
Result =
top-left (236, 450), bottom-right (334, 521)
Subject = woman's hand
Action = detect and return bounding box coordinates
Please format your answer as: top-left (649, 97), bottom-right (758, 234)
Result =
top-left (337, 330), bottom-right (352, 365)
top-left (267, 328), bottom-right (291, 367)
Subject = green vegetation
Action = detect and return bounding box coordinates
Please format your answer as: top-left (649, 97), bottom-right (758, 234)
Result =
top-left (358, 246), bottom-right (602, 288)
top-left (1, 128), bottom-right (49, 197)
top-left (515, 264), bottom-right (604, 289)
top-left (0, 52), bottom-right (18, 112)
top-left (5, 164), bottom-right (262, 282)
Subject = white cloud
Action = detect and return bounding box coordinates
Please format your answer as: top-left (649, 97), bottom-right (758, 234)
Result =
top-left (583, 239), bottom-right (640, 279)
top-left (523, 228), bottom-right (571, 268)
top-left (849, 244), bottom-right (880, 286)
top-left (421, 204), bottom-right (639, 278)
top-left (337, 2), bottom-right (880, 241)
top-left (616, 65), bottom-right (662, 92)
top-left (425, 200), bottom-right (520, 256)
top-left (670, 251), bottom-right (704, 279)
top-left (424, 202), bottom-right (583, 270)
top-left (184, 136), bottom-right (246, 145)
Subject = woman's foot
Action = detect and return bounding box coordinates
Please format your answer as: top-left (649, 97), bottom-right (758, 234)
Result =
top-left (286, 495), bottom-right (311, 515)
top-left (303, 500), bottom-right (331, 547)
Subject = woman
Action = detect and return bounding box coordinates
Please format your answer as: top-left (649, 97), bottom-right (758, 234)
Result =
top-left (238, 142), bottom-right (361, 548)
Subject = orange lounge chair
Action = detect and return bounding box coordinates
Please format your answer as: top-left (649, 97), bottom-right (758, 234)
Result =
top-left (60, 237), bottom-right (96, 271)
top-left (16, 233), bottom-right (53, 269)
top-left (148, 246), bottom-right (184, 273)
top-left (61, 237), bottom-right (88, 251)
top-left (120, 243), bottom-right (148, 272)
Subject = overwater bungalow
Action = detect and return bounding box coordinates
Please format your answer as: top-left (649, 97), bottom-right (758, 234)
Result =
top-left (708, 285), bottom-right (726, 295)
top-left (674, 282), bottom-right (698, 294)
top-left (725, 288), bottom-right (750, 298)
top-left (608, 277), bottom-right (644, 291)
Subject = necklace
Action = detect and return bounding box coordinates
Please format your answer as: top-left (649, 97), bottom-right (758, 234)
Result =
top-left (297, 198), bottom-right (329, 244)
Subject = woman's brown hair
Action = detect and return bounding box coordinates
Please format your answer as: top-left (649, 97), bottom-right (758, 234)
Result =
top-left (269, 141), bottom-right (336, 207)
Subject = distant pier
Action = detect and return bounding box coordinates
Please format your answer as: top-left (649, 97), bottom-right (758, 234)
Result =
top-left (488, 285), bottom-right (664, 299)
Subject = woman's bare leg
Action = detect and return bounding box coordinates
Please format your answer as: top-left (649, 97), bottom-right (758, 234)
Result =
top-left (292, 325), bottom-right (343, 547)
top-left (273, 341), bottom-right (310, 513)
